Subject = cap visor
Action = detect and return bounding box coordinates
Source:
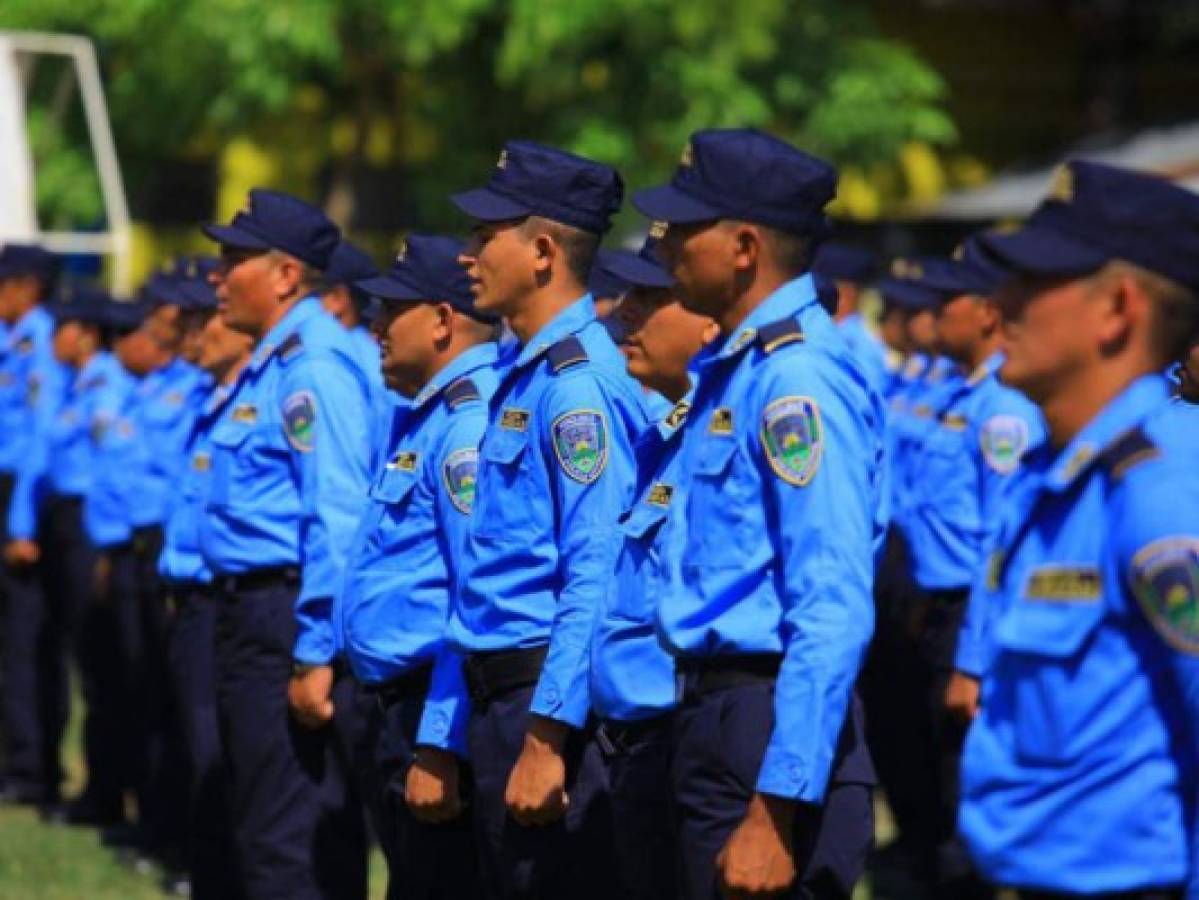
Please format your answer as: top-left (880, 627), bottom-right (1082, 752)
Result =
top-left (603, 254), bottom-right (674, 289)
top-left (631, 184), bottom-right (721, 224)
top-left (450, 187), bottom-right (531, 223)
top-left (355, 272), bottom-right (429, 302)
top-left (977, 224), bottom-right (1106, 278)
top-left (877, 278), bottom-right (943, 311)
top-left (200, 224), bottom-right (273, 251)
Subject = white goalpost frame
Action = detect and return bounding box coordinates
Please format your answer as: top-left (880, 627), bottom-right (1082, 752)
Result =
top-left (0, 31), bottom-right (132, 295)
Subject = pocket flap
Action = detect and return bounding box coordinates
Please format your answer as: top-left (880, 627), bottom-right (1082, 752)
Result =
top-left (995, 567), bottom-right (1106, 657)
top-left (619, 499), bottom-right (669, 541)
top-left (693, 436), bottom-right (738, 477)
top-left (482, 427), bottom-right (529, 465)
top-left (369, 468), bottom-right (417, 505)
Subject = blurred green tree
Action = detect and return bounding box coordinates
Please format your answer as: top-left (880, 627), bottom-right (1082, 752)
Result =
top-left (1, 0), bottom-right (955, 232)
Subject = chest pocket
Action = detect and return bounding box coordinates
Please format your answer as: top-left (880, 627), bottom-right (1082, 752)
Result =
top-left (208, 423), bottom-right (267, 507)
top-left (688, 435), bottom-right (756, 568)
top-left (994, 572), bottom-right (1107, 765)
top-left (475, 425), bottom-right (537, 536)
top-left (610, 500), bottom-right (670, 621)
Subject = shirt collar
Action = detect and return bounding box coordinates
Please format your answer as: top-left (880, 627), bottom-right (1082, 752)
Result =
top-left (656, 383), bottom-right (696, 441)
top-left (412, 342), bottom-right (499, 409)
top-left (966, 351), bottom-right (1005, 387)
top-left (513, 293), bottom-right (596, 370)
top-left (1045, 373), bottom-right (1170, 490)
top-left (250, 295), bottom-right (322, 372)
top-left (77, 350), bottom-right (108, 382)
top-left (694, 273), bottom-right (818, 370)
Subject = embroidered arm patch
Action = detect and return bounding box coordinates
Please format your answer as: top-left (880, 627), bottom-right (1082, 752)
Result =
top-left (1131, 537), bottom-right (1199, 655)
top-left (761, 396), bottom-right (823, 486)
top-left (551, 409), bottom-right (608, 484)
top-left (282, 390), bottom-right (317, 453)
top-left (442, 448), bottom-right (479, 515)
top-left (980, 415), bottom-right (1030, 475)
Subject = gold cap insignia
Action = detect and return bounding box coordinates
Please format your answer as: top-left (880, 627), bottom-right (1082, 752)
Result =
top-left (395, 237), bottom-right (408, 264)
top-left (1049, 163), bottom-right (1074, 203)
top-left (649, 221), bottom-right (668, 240)
top-left (680, 142), bottom-right (694, 167)
top-left (496, 149), bottom-right (509, 170)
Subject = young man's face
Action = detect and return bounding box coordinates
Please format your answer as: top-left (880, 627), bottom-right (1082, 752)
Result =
top-left (994, 273), bottom-right (1100, 402)
top-left (934, 294), bottom-right (988, 363)
top-left (52, 321), bottom-right (86, 365)
top-left (614, 287), bottom-right (712, 395)
top-left (656, 221), bottom-right (739, 320)
top-left (372, 301), bottom-right (440, 398)
top-left (459, 221), bottom-right (537, 320)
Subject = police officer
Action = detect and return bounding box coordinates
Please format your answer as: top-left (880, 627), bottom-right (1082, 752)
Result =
top-left (893, 247), bottom-right (1045, 896)
top-left (590, 235), bottom-right (712, 899)
top-left (446, 141), bottom-right (650, 898)
top-left (957, 160), bottom-right (1199, 899)
top-left (812, 242), bottom-right (888, 395)
top-left (159, 264), bottom-right (252, 899)
top-left (339, 234), bottom-right (498, 898)
top-left (635, 128), bottom-right (882, 899)
top-left (11, 286), bottom-right (129, 826)
top-left (199, 189), bottom-right (370, 900)
top-left (0, 243), bottom-right (68, 806)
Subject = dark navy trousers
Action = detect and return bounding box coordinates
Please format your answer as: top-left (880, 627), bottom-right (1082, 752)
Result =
top-left (672, 682), bottom-right (875, 900)
top-left (167, 584), bottom-right (243, 900)
top-left (467, 684), bottom-right (615, 899)
top-left (214, 578), bottom-right (368, 900)
top-left (362, 687), bottom-right (479, 899)
top-left (598, 714), bottom-right (678, 899)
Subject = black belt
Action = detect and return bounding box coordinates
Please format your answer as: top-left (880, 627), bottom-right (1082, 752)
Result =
top-left (678, 654), bottom-right (782, 698)
top-left (463, 646), bottom-right (548, 706)
top-left (364, 664), bottom-right (434, 711)
top-left (1017, 889), bottom-right (1182, 900)
top-left (215, 566), bottom-right (300, 595)
top-left (596, 712), bottom-right (673, 756)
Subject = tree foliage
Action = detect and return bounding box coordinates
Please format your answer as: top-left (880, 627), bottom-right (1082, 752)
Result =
top-left (2, 0), bottom-right (956, 231)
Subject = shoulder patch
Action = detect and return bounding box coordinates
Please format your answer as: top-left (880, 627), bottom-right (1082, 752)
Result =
top-left (761, 396), bottom-right (823, 487)
top-left (551, 409), bottom-right (608, 484)
top-left (282, 390), bottom-right (317, 453)
top-left (547, 336), bottom-right (588, 373)
top-left (442, 447), bottom-right (480, 514)
top-left (277, 333), bottom-right (304, 362)
top-left (980, 414), bottom-right (1030, 475)
top-left (444, 377), bottom-right (481, 409)
top-left (1131, 537), bottom-right (1199, 655)
top-left (1099, 426), bottom-right (1160, 481)
top-left (757, 317), bottom-right (804, 354)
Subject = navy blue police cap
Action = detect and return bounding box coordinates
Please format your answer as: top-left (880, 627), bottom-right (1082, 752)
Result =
top-left (177, 257), bottom-right (220, 312)
top-left (597, 226), bottom-right (675, 291)
top-left (813, 243), bottom-right (878, 285)
top-left (812, 274), bottom-right (840, 316)
top-left (202, 188), bottom-right (341, 270)
top-left (977, 160), bottom-right (1199, 293)
top-left (452, 141), bottom-right (624, 235)
top-left (103, 297), bottom-right (149, 333)
top-left (916, 238), bottom-right (1010, 299)
top-left (589, 251), bottom-right (631, 300)
top-left (0, 243), bottom-right (59, 282)
top-left (356, 234), bottom-right (499, 325)
top-left (50, 283), bottom-right (110, 326)
top-left (877, 258), bottom-right (950, 311)
top-left (143, 258), bottom-right (193, 308)
top-left (324, 239), bottom-right (378, 286)
top-left (633, 129), bottom-right (837, 237)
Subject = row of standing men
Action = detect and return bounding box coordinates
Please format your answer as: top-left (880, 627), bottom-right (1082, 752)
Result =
top-left (0, 129), bottom-right (1196, 900)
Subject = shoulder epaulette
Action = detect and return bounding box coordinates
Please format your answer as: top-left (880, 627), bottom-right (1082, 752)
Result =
top-left (547, 336), bottom-right (588, 373)
top-left (444, 377), bottom-right (481, 409)
top-left (757, 317), bottom-right (804, 354)
top-left (277, 333), bottom-right (303, 362)
top-left (1098, 426), bottom-right (1160, 481)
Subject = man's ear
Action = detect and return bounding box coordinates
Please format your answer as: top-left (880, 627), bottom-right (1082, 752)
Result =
top-left (1096, 270), bottom-right (1146, 356)
top-left (272, 254), bottom-right (306, 300)
top-left (731, 223), bottom-right (761, 272)
top-left (531, 231), bottom-right (557, 276)
top-left (432, 302), bottom-right (455, 345)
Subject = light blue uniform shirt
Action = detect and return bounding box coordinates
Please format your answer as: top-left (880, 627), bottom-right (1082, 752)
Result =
top-left (900, 353), bottom-right (1045, 592)
top-left (656, 275), bottom-right (887, 801)
top-left (158, 381), bottom-right (236, 585)
top-left (84, 366), bottom-right (144, 549)
top-left (448, 295), bottom-right (652, 728)
top-left (590, 394), bottom-right (691, 723)
top-left (128, 358), bottom-right (207, 529)
top-left (959, 375), bottom-right (1199, 896)
top-left (199, 296), bottom-right (374, 664)
top-left (839, 312), bottom-right (889, 397)
top-left (44, 351), bottom-right (128, 501)
top-left (1, 307), bottom-right (69, 538)
top-left (341, 343), bottom-right (499, 754)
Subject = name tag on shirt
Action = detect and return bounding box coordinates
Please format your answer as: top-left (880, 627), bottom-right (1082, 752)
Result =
top-left (500, 408), bottom-right (530, 431)
top-left (709, 408), bottom-right (734, 435)
top-left (231, 404), bottom-right (258, 425)
top-left (1024, 566), bottom-right (1102, 602)
top-left (647, 483), bottom-right (674, 507)
top-left (387, 450), bottom-right (418, 472)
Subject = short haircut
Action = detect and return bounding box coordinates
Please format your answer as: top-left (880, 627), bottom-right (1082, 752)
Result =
top-left (724, 221), bottom-right (813, 277)
top-left (519, 216), bottom-right (600, 284)
top-left (1100, 261), bottom-right (1199, 366)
